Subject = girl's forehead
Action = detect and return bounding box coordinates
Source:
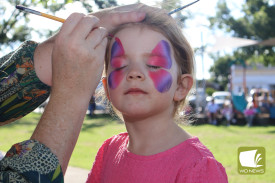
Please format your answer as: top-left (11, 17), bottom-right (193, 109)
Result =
top-left (110, 26), bottom-right (171, 53)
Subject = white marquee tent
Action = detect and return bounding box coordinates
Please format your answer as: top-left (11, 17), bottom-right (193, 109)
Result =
top-left (207, 37), bottom-right (275, 53)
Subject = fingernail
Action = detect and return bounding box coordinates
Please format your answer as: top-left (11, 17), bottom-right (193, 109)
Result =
top-left (108, 34), bottom-right (114, 38)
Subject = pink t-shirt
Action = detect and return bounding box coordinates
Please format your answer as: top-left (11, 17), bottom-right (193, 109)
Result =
top-left (244, 108), bottom-right (256, 116)
top-left (86, 133), bottom-right (228, 183)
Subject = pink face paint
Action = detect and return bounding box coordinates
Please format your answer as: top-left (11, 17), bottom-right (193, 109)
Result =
top-left (148, 40), bottom-right (173, 93)
top-left (148, 40), bottom-right (172, 69)
top-left (108, 37), bottom-right (125, 89)
top-left (108, 70), bottom-right (124, 89)
top-left (149, 70), bottom-right (172, 93)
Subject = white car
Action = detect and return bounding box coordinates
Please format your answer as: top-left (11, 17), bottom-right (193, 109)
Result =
top-left (212, 91), bottom-right (231, 108)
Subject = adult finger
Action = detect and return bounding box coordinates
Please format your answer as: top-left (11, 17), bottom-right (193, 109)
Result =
top-left (59, 13), bottom-right (86, 36)
top-left (94, 37), bottom-right (108, 61)
top-left (107, 11), bottom-right (145, 28)
top-left (90, 4), bottom-right (146, 32)
top-left (71, 15), bottom-right (99, 40)
top-left (86, 27), bottom-right (108, 49)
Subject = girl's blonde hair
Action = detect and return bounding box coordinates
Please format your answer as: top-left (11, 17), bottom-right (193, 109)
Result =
top-left (104, 4), bottom-right (194, 120)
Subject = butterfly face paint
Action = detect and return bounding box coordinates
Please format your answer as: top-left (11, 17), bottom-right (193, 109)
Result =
top-left (148, 40), bottom-right (173, 93)
top-left (108, 37), bottom-right (125, 89)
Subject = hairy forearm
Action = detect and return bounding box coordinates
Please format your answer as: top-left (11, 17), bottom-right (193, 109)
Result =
top-left (34, 35), bottom-right (56, 86)
top-left (30, 93), bottom-right (89, 174)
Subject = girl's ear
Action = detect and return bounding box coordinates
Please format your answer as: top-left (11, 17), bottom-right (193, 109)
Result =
top-left (102, 77), bottom-right (110, 100)
top-left (174, 74), bottom-right (193, 102)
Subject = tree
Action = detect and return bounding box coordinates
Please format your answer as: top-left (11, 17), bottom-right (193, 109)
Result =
top-left (0, 0), bottom-right (117, 52)
top-left (209, 0), bottom-right (275, 66)
top-left (94, 0), bottom-right (117, 9)
top-left (157, 0), bottom-right (190, 27)
top-left (209, 54), bottom-right (233, 90)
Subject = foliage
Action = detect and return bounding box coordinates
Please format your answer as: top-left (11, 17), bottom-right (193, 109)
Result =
top-left (158, 0), bottom-right (190, 27)
top-left (209, 0), bottom-right (275, 66)
top-left (0, 0), bottom-right (117, 51)
top-left (209, 54), bottom-right (233, 90)
top-left (205, 87), bottom-right (216, 96)
top-left (94, 0), bottom-right (117, 9)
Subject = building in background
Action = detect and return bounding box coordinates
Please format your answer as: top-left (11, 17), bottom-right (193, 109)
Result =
top-left (231, 65), bottom-right (275, 98)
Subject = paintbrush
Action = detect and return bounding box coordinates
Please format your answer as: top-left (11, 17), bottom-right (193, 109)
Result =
top-left (16, 5), bottom-right (65, 23)
top-left (16, 1), bottom-right (200, 22)
top-left (168, 0), bottom-right (200, 15)
top-left (15, 5), bottom-right (115, 38)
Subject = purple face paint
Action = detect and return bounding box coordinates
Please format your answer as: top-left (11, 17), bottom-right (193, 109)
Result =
top-left (148, 40), bottom-right (172, 69)
top-left (108, 37), bottom-right (125, 89)
top-left (148, 40), bottom-right (173, 93)
top-left (149, 70), bottom-right (172, 93)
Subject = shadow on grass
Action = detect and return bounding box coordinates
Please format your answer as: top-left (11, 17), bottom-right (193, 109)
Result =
top-left (2, 114), bottom-right (41, 127)
top-left (82, 113), bottom-right (117, 131)
top-left (267, 130), bottom-right (275, 134)
top-left (2, 113), bottom-right (117, 131)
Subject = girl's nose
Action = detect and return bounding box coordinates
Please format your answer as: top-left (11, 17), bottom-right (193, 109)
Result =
top-left (126, 66), bottom-right (145, 81)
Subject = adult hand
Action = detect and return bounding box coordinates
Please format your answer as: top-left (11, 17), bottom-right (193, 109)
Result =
top-left (31, 13), bottom-right (107, 174)
top-left (34, 3), bottom-right (146, 86)
top-left (90, 3), bottom-right (146, 32)
top-left (51, 13), bottom-right (107, 100)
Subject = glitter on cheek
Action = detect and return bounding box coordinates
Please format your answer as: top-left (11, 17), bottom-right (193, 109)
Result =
top-left (108, 70), bottom-right (124, 90)
top-left (149, 70), bottom-right (172, 93)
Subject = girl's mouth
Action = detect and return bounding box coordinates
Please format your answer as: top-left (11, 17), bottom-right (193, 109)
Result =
top-left (125, 88), bottom-right (147, 95)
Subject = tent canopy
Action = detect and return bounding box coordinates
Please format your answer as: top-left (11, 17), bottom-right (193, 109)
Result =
top-left (207, 36), bottom-right (275, 53)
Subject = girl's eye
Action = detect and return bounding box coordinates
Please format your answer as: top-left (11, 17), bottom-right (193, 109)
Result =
top-left (115, 66), bottom-right (127, 71)
top-left (147, 65), bottom-right (161, 70)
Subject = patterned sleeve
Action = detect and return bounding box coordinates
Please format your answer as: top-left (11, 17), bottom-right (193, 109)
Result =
top-left (0, 40), bottom-right (51, 125)
top-left (0, 140), bottom-right (64, 183)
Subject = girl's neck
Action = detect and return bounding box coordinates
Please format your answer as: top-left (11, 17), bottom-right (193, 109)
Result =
top-left (123, 113), bottom-right (191, 156)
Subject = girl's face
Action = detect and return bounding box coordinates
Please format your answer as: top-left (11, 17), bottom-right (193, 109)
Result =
top-left (106, 26), bottom-right (181, 119)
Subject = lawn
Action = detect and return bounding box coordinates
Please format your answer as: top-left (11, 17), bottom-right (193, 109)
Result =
top-left (0, 112), bottom-right (274, 183)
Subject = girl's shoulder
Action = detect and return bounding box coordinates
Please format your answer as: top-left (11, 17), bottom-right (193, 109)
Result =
top-left (109, 132), bottom-right (128, 142)
top-left (183, 137), bottom-right (215, 158)
top-left (101, 132), bottom-right (129, 148)
top-left (177, 137), bottom-right (228, 182)
top-left (178, 136), bottom-right (226, 170)
top-left (155, 136), bottom-right (217, 165)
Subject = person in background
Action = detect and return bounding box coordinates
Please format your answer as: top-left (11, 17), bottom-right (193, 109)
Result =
top-left (206, 98), bottom-right (220, 125)
top-left (244, 103), bottom-right (257, 127)
top-left (258, 92), bottom-right (273, 113)
top-left (88, 95), bottom-right (96, 117)
top-left (221, 101), bottom-right (233, 126)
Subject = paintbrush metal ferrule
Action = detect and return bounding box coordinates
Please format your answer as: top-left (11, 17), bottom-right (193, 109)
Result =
top-left (16, 5), bottom-right (41, 16)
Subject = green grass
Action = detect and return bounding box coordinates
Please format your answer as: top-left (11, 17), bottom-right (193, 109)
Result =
top-left (1, 112), bottom-right (275, 183)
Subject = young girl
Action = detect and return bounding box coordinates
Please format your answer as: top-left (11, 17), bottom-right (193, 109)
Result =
top-left (87, 4), bottom-right (228, 183)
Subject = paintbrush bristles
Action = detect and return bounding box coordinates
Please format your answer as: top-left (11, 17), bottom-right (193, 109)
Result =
top-left (16, 5), bottom-right (41, 16)
top-left (168, 0), bottom-right (200, 15)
